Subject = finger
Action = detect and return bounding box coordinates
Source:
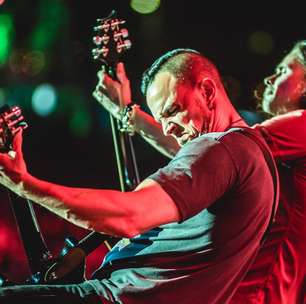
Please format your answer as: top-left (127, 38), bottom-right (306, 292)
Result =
top-left (97, 70), bottom-right (106, 80)
top-left (12, 129), bottom-right (23, 155)
top-left (103, 72), bottom-right (117, 88)
top-left (116, 62), bottom-right (127, 83)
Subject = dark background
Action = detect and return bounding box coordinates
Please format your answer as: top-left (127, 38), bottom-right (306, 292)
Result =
top-left (0, 0), bottom-right (305, 282)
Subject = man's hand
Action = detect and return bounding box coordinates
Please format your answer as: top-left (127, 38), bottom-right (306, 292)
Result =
top-left (93, 62), bottom-right (132, 119)
top-left (0, 130), bottom-right (27, 194)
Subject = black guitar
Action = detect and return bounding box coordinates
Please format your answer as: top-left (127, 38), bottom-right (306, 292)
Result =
top-left (41, 10), bottom-right (139, 284)
top-left (0, 105), bottom-right (54, 285)
top-left (92, 9), bottom-right (139, 191)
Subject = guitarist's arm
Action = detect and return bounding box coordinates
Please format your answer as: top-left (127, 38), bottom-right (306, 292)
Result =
top-left (93, 62), bottom-right (180, 159)
top-left (0, 131), bottom-right (180, 238)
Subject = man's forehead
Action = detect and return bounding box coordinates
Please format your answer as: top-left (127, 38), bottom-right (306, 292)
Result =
top-left (147, 72), bottom-right (177, 97)
top-left (146, 72), bottom-right (178, 114)
top-left (280, 51), bottom-right (302, 67)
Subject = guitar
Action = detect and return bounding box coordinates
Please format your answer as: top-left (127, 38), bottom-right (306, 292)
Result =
top-left (0, 105), bottom-right (54, 285)
top-left (92, 10), bottom-right (139, 190)
top-left (0, 105), bottom-right (27, 153)
top-left (40, 10), bottom-right (138, 284)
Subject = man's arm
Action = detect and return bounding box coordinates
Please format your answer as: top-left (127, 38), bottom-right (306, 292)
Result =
top-left (0, 132), bottom-right (180, 238)
top-left (93, 63), bottom-right (180, 158)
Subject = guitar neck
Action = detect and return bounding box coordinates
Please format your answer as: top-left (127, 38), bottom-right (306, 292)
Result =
top-left (110, 114), bottom-right (140, 191)
top-left (77, 231), bottom-right (116, 255)
top-left (8, 192), bottom-right (52, 275)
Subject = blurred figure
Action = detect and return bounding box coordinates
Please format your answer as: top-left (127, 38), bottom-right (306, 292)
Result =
top-left (230, 40), bottom-right (306, 304)
top-left (260, 40), bottom-right (306, 115)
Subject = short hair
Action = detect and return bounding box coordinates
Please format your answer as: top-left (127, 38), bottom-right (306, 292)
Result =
top-left (291, 40), bottom-right (306, 66)
top-left (290, 40), bottom-right (306, 108)
top-left (140, 48), bottom-right (222, 96)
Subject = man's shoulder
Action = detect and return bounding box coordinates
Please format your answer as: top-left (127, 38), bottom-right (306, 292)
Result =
top-left (256, 110), bottom-right (306, 161)
top-left (180, 128), bottom-right (261, 159)
top-left (200, 127), bottom-right (262, 147)
top-left (259, 110), bottom-right (306, 131)
top-left (195, 127), bottom-right (257, 142)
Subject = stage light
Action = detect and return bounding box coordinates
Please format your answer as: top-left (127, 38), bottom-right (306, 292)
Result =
top-left (31, 83), bottom-right (57, 116)
top-left (248, 31), bottom-right (274, 55)
top-left (0, 14), bottom-right (13, 65)
top-left (30, 0), bottom-right (68, 51)
top-left (69, 109), bottom-right (92, 138)
top-left (130, 0), bottom-right (160, 14)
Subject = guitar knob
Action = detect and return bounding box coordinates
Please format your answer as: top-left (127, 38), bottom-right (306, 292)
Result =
top-left (123, 39), bottom-right (132, 50)
top-left (120, 28), bottom-right (129, 38)
top-left (93, 35), bottom-right (109, 46)
top-left (94, 22), bottom-right (110, 33)
top-left (117, 40), bottom-right (132, 53)
top-left (92, 47), bottom-right (109, 59)
top-left (93, 36), bottom-right (102, 45)
top-left (110, 19), bottom-right (125, 31)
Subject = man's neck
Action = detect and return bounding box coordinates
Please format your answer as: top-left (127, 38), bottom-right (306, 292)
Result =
top-left (209, 104), bottom-right (247, 133)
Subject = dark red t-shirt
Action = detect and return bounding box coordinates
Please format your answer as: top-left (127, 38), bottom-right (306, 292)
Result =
top-left (231, 110), bottom-right (306, 304)
top-left (92, 129), bottom-right (275, 304)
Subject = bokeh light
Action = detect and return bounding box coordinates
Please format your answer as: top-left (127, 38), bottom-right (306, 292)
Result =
top-left (9, 50), bottom-right (46, 76)
top-left (31, 83), bottom-right (57, 116)
top-left (248, 31), bottom-right (274, 55)
top-left (130, 0), bottom-right (160, 14)
top-left (69, 109), bottom-right (92, 138)
top-left (30, 0), bottom-right (68, 52)
top-left (0, 14), bottom-right (14, 65)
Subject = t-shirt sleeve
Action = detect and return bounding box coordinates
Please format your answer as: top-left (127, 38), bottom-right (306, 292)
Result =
top-left (259, 110), bottom-right (306, 163)
top-left (148, 136), bottom-right (238, 221)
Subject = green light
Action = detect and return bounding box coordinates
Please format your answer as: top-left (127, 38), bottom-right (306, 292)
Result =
top-left (130, 0), bottom-right (160, 14)
top-left (0, 14), bottom-right (14, 65)
top-left (30, 0), bottom-right (68, 51)
top-left (69, 109), bottom-right (92, 138)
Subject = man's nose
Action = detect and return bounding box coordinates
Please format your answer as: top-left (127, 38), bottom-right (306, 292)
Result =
top-left (264, 74), bottom-right (277, 85)
top-left (162, 119), bottom-right (175, 136)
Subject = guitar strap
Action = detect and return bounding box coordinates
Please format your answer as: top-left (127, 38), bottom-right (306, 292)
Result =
top-left (236, 128), bottom-right (279, 244)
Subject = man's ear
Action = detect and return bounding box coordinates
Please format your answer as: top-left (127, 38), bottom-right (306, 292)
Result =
top-left (199, 78), bottom-right (216, 110)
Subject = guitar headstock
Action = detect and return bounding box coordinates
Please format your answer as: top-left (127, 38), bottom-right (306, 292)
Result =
top-left (92, 10), bottom-right (131, 78)
top-left (0, 105), bottom-right (27, 153)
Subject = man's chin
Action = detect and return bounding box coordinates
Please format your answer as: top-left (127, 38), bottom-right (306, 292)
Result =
top-left (177, 134), bottom-right (193, 146)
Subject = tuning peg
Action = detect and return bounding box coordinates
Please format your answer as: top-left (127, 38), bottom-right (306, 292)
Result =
top-left (113, 28), bottom-right (129, 42)
top-left (110, 19), bottom-right (125, 31)
top-left (117, 40), bottom-right (132, 53)
top-left (120, 28), bottom-right (129, 38)
top-left (92, 47), bottom-right (109, 60)
top-left (94, 22), bottom-right (110, 33)
top-left (7, 114), bottom-right (26, 129)
top-left (93, 36), bottom-right (102, 45)
top-left (96, 10), bottom-right (117, 24)
top-left (93, 34), bottom-right (110, 46)
top-left (3, 107), bottom-right (21, 121)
